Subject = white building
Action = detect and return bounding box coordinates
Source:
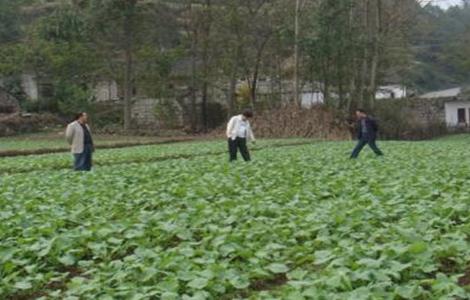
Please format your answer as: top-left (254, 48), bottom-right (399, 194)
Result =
top-left (16, 74), bottom-right (120, 103)
top-left (301, 91), bottom-right (324, 108)
top-left (419, 87), bottom-right (468, 127)
top-left (376, 85), bottom-right (408, 100)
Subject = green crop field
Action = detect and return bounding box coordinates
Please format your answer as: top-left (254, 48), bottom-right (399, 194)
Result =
top-left (0, 133), bottom-right (166, 152)
top-left (1, 137), bottom-right (470, 299)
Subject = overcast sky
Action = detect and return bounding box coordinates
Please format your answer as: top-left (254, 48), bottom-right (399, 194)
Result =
top-left (422, 0), bottom-right (463, 9)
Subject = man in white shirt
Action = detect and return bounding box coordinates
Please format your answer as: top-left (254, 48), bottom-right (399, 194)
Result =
top-left (226, 109), bottom-right (256, 161)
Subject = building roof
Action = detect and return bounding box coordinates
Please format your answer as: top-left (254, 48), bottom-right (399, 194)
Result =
top-left (418, 87), bottom-right (462, 99)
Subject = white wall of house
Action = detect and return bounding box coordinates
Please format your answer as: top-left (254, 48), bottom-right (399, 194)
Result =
top-left (301, 91), bottom-right (324, 108)
top-left (445, 101), bottom-right (470, 126)
top-left (376, 85), bottom-right (407, 100)
top-left (94, 80), bottom-right (119, 102)
top-left (21, 74), bottom-right (38, 101)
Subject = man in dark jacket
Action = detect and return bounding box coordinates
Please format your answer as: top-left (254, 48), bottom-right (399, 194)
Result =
top-left (350, 109), bottom-right (383, 159)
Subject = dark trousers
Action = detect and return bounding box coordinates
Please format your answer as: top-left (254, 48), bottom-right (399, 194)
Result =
top-left (74, 144), bottom-right (93, 171)
top-left (228, 137), bottom-right (251, 161)
top-left (350, 139), bottom-right (383, 158)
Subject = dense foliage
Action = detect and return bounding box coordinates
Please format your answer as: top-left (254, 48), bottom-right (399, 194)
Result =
top-left (0, 1), bottom-right (469, 130)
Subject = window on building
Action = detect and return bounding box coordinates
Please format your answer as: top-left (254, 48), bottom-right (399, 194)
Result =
top-left (457, 108), bottom-right (466, 124)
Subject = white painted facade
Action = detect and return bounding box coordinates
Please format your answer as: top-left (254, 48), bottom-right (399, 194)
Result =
top-left (21, 74), bottom-right (39, 101)
top-left (94, 80), bottom-right (119, 102)
top-left (301, 91), bottom-right (324, 108)
top-left (445, 101), bottom-right (470, 126)
top-left (17, 74), bottom-right (119, 102)
top-left (376, 85), bottom-right (407, 99)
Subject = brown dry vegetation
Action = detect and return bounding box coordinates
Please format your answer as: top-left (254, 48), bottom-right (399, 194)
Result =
top-left (252, 105), bottom-right (351, 140)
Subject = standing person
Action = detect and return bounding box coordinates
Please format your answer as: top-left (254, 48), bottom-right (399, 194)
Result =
top-left (350, 109), bottom-right (383, 159)
top-left (226, 109), bottom-right (256, 162)
top-left (65, 112), bottom-right (94, 171)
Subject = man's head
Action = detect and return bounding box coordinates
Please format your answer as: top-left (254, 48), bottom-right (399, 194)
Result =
top-left (242, 108), bottom-right (253, 120)
top-left (355, 109), bottom-right (367, 119)
top-left (75, 112), bottom-right (88, 124)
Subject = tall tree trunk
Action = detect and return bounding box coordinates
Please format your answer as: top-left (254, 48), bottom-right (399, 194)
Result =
top-left (228, 50), bottom-right (239, 116)
top-left (294, 0), bottom-right (301, 106)
top-left (200, 0), bottom-right (212, 131)
top-left (337, 57), bottom-right (345, 109)
top-left (201, 83), bottom-right (208, 130)
top-left (321, 59), bottom-right (330, 105)
top-left (368, 0), bottom-right (382, 109)
top-left (123, 0), bottom-right (136, 132)
top-left (250, 36), bottom-right (270, 109)
top-left (124, 47), bottom-right (133, 131)
top-left (189, 2), bottom-right (198, 132)
top-left (346, 0), bottom-right (356, 113)
top-left (359, 0), bottom-right (370, 109)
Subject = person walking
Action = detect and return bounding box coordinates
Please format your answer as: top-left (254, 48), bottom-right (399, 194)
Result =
top-left (66, 112), bottom-right (94, 171)
top-left (350, 109), bottom-right (383, 159)
top-left (226, 109), bottom-right (256, 162)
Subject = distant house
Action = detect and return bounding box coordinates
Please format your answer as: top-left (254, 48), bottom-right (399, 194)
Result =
top-left (18, 73), bottom-right (120, 103)
top-left (94, 80), bottom-right (120, 102)
top-left (418, 87), bottom-right (469, 127)
top-left (300, 84), bottom-right (408, 108)
top-left (376, 85), bottom-right (408, 100)
top-left (301, 90), bottom-right (324, 108)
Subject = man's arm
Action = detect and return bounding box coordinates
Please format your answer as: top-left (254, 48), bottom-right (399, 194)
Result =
top-left (65, 124), bottom-right (74, 145)
top-left (226, 117), bottom-right (235, 138)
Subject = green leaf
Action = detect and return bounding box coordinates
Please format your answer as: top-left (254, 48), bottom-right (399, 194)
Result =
top-left (187, 278), bottom-right (209, 289)
top-left (395, 284), bottom-right (423, 299)
top-left (58, 254), bottom-right (76, 266)
top-left (267, 263), bottom-right (289, 274)
top-left (15, 280), bottom-right (32, 290)
top-left (408, 242), bottom-right (427, 254)
top-left (229, 275), bottom-right (250, 289)
top-left (161, 292), bottom-right (179, 300)
top-left (314, 250), bottom-right (335, 265)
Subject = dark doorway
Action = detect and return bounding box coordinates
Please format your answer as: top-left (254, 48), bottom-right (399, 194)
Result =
top-left (458, 108), bottom-right (466, 124)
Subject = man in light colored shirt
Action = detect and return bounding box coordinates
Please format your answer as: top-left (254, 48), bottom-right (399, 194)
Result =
top-left (226, 109), bottom-right (256, 161)
top-left (65, 112), bottom-right (94, 171)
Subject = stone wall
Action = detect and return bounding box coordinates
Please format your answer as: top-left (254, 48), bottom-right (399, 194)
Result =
top-left (377, 97), bottom-right (448, 125)
top-left (403, 97), bottom-right (447, 125)
top-left (0, 90), bottom-right (20, 113)
top-left (131, 98), bottom-right (160, 128)
top-left (131, 97), bottom-right (186, 129)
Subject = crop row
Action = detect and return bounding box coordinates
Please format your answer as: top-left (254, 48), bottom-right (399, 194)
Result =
top-left (0, 139), bottom-right (310, 174)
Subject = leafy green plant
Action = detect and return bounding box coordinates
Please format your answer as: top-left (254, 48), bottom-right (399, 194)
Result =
top-left (1, 137), bottom-right (469, 299)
